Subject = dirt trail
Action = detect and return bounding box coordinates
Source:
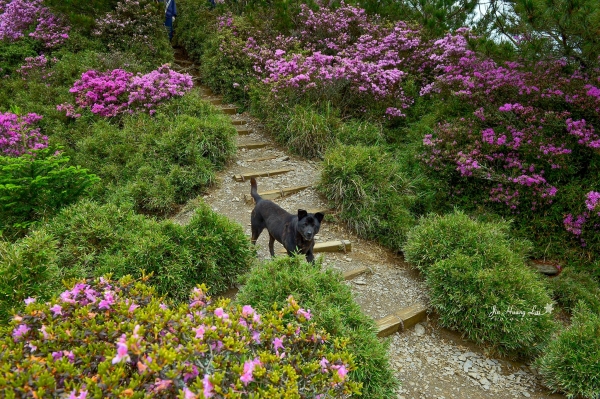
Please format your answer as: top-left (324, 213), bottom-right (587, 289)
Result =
top-left (171, 51), bottom-right (564, 399)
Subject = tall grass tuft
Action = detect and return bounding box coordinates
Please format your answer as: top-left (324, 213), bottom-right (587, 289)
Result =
top-left (236, 256), bottom-right (400, 399)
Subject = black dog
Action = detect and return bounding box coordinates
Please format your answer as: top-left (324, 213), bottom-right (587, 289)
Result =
top-left (250, 178), bottom-right (324, 263)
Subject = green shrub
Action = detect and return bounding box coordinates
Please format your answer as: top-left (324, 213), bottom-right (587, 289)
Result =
top-left (318, 144), bottom-right (416, 250)
top-left (41, 200), bottom-right (254, 301)
top-left (337, 119), bottom-right (387, 146)
top-left (428, 253), bottom-right (556, 358)
top-left (0, 276), bottom-right (361, 397)
top-left (403, 209), bottom-right (532, 273)
top-left (536, 303), bottom-right (600, 399)
top-left (0, 231), bottom-right (63, 323)
top-left (551, 268), bottom-right (600, 315)
top-left (0, 39), bottom-right (38, 77)
top-left (0, 149), bottom-right (99, 236)
top-left (271, 103), bottom-right (340, 159)
top-left (236, 256), bottom-right (399, 399)
top-left (71, 97), bottom-right (236, 214)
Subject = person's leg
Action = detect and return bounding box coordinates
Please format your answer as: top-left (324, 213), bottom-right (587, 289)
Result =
top-left (164, 16), bottom-right (173, 40)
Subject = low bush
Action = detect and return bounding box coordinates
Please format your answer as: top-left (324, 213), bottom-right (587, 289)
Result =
top-left (71, 93), bottom-right (237, 214)
top-left (536, 303), bottom-right (600, 399)
top-left (40, 200), bottom-right (254, 301)
top-left (0, 149), bottom-right (99, 236)
top-left (428, 253), bottom-right (557, 358)
top-left (551, 268), bottom-right (600, 315)
top-left (318, 144), bottom-right (416, 250)
top-left (403, 209), bottom-right (532, 273)
top-left (0, 276), bottom-right (361, 397)
top-left (0, 231), bottom-right (62, 323)
top-left (236, 256), bottom-right (399, 399)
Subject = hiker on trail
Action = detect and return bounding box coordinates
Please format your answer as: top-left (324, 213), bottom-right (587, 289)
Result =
top-left (158, 0), bottom-right (177, 41)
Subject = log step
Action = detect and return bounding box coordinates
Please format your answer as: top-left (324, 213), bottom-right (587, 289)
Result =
top-left (220, 107), bottom-right (237, 115)
top-left (237, 142), bottom-right (270, 150)
top-left (234, 168), bottom-right (293, 182)
top-left (231, 119), bottom-right (247, 126)
top-left (343, 266), bottom-right (369, 280)
top-left (236, 127), bottom-right (251, 135)
top-left (244, 185), bottom-right (310, 203)
top-left (278, 240), bottom-right (351, 254)
top-left (210, 98), bottom-right (223, 105)
top-left (375, 303), bottom-right (428, 337)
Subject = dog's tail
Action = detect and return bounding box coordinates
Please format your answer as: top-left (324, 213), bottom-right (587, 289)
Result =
top-left (250, 178), bottom-right (262, 202)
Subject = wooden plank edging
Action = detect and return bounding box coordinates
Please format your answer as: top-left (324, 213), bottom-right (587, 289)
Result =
top-left (375, 302), bottom-right (428, 337)
top-left (277, 240), bottom-right (351, 254)
top-left (237, 142), bottom-right (270, 150)
top-left (244, 185), bottom-right (310, 203)
top-left (234, 168), bottom-right (293, 182)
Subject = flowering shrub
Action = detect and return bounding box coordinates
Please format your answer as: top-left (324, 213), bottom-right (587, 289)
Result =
top-left (0, 111), bottom-right (47, 156)
top-left (92, 0), bottom-right (166, 52)
top-left (0, 0), bottom-right (70, 48)
top-left (0, 276), bottom-right (361, 397)
top-left (245, 3), bottom-right (420, 118)
top-left (60, 65), bottom-right (193, 117)
top-left (15, 53), bottom-right (56, 80)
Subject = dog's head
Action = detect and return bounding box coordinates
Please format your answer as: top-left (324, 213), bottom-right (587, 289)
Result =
top-left (297, 209), bottom-right (324, 241)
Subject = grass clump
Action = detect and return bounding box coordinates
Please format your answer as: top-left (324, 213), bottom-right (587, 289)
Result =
top-left (318, 144), bottom-right (417, 250)
top-left (71, 92), bottom-right (237, 214)
top-left (38, 200), bottom-right (253, 301)
top-left (427, 253), bottom-right (556, 358)
top-left (536, 303), bottom-right (600, 399)
top-left (0, 231), bottom-right (63, 323)
top-left (550, 268), bottom-right (600, 315)
top-left (236, 256), bottom-right (399, 399)
top-left (402, 210), bottom-right (532, 273)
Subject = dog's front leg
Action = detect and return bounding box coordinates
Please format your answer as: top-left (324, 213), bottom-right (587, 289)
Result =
top-left (305, 250), bottom-right (315, 264)
top-left (268, 234), bottom-right (276, 257)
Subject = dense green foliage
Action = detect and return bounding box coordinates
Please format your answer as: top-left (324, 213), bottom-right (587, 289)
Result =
top-left (236, 256), bottom-right (399, 399)
top-left (0, 200), bottom-right (254, 323)
top-left (70, 92), bottom-right (237, 214)
top-left (318, 145), bottom-right (418, 250)
top-left (0, 276), bottom-right (361, 397)
top-left (428, 253), bottom-right (556, 358)
top-left (0, 231), bottom-right (62, 323)
top-left (0, 149), bottom-right (99, 236)
top-left (535, 304), bottom-right (600, 398)
top-left (404, 211), bottom-right (555, 357)
top-left (402, 210), bottom-right (532, 273)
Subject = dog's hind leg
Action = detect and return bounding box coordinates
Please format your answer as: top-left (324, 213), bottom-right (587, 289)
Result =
top-left (268, 234), bottom-right (276, 257)
top-left (251, 224), bottom-right (263, 245)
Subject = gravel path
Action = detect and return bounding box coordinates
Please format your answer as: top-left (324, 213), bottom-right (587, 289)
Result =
top-left (171, 54), bottom-right (565, 399)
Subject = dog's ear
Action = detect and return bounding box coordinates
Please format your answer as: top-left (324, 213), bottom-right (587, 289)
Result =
top-left (315, 212), bottom-right (324, 223)
top-left (297, 209), bottom-right (308, 220)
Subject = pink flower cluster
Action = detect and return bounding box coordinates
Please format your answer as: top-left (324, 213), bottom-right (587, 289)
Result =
top-left (60, 65), bottom-right (193, 117)
top-left (241, 3), bottom-right (420, 117)
top-left (0, 0), bottom-right (69, 47)
top-left (16, 54), bottom-right (57, 80)
top-left (0, 111), bottom-right (47, 156)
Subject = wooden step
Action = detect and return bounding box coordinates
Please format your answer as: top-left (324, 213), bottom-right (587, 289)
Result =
top-left (210, 98), bottom-right (223, 105)
top-left (278, 240), bottom-right (351, 254)
top-left (234, 168), bottom-right (293, 182)
top-left (343, 266), bottom-right (369, 280)
top-left (375, 303), bottom-right (428, 337)
top-left (220, 107), bottom-right (237, 115)
top-left (231, 119), bottom-right (247, 126)
top-left (236, 126), bottom-right (251, 135)
top-left (244, 185), bottom-right (310, 203)
top-left (237, 142), bottom-right (270, 150)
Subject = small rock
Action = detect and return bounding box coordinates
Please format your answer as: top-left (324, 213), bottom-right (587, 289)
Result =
top-left (463, 359), bottom-right (473, 372)
top-left (458, 354), bottom-right (467, 361)
top-left (414, 323), bottom-right (426, 336)
top-left (353, 279), bottom-right (367, 285)
top-left (522, 392), bottom-right (530, 398)
top-left (479, 377), bottom-right (490, 386)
